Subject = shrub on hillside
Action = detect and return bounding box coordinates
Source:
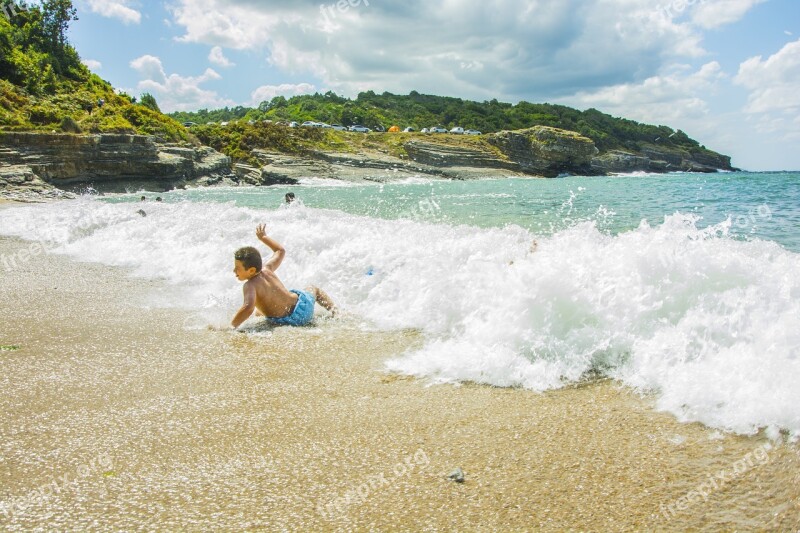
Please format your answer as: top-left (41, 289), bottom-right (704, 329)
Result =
top-left (80, 113), bottom-right (135, 134)
top-left (28, 103), bottom-right (64, 125)
top-left (60, 115), bottom-right (81, 133)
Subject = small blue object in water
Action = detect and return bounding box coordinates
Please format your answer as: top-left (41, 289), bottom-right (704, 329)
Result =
top-left (366, 267), bottom-right (374, 276)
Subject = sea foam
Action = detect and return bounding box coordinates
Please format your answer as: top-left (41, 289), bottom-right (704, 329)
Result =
top-left (1, 198), bottom-right (798, 436)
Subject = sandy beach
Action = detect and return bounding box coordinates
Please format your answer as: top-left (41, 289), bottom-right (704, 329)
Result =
top-left (0, 231), bottom-right (798, 531)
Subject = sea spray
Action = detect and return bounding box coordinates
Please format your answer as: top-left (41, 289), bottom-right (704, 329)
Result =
top-left (1, 195), bottom-right (798, 436)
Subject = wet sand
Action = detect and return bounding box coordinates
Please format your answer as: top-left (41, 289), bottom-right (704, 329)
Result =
top-left (0, 234), bottom-right (798, 531)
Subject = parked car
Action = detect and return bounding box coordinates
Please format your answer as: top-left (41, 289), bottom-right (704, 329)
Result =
top-left (403, 127), bottom-right (415, 132)
top-left (289, 121), bottom-right (299, 128)
top-left (429, 126), bottom-right (447, 133)
top-left (349, 125), bottom-right (371, 132)
top-left (420, 128), bottom-right (429, 133)
top-left (373, 125), bottom-right (386, 132)
top-left (182, 121), bottom-right (196, 127)
top-left (450, 127), bottom-right (464, 134)
top-left (464, 129), bottom-right (481, 135)
top-left (301, 121), bottom-right (318, 127)
top-left (319, 123), bottom-right (332, 128)
top-left (330, 124), bottom-right (347, 131)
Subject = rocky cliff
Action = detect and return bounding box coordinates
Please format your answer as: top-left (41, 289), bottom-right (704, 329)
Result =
top-left (0, 126), bottom-right (736, 201)
top-left (0, 132), bottom-right (234, 201)
top-left (591, 143), bottom-right (733, 174)
top-left (487, 126), bottom-right (599, 176)
top-left (231, 125), bottom-right (731, 185)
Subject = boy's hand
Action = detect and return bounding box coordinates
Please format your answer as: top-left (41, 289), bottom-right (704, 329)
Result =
top-left (256, 224), bottom-right (267, 240)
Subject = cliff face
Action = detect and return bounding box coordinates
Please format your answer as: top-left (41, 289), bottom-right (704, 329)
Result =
top-left (0, 126), bottom-right (737, 201)
top-left (230, 126), bottom-right (606, 184)
top-left (0, 132), bottom-right (234, 201)
top-left (487, 126), bottom-right (599, 177)
top-left (591, 144), bottom-right (734, 174)
top-left (213, 125), bottom-right (736, 186)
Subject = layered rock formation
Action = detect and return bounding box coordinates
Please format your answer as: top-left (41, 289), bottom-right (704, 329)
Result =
top-left (227, 125), bottom-right (733, 186)
top-left (487, 126), bottom-right (598, 176)
top-left (232, 146), bottom-right (530, 186)
top-left (591, 144), bottom-right (733, 174)
top-left (231, 126), bottom-right (600, 185)
top-left (0, 132), bottom-right (234, 201)
top-left (0, 126), bottom-right (736, 201)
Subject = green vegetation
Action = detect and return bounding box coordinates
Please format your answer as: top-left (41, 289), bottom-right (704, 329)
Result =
top-left (192, 121), bottom-right (335, 166)
top-left (171, 90), bottom-right (714, 154)
top-left (0, 1), bottom-right (187, 141)
top-left (0, 344), bottom-right (21, 351)
top-left (139, 92), bottom-right (161, 113)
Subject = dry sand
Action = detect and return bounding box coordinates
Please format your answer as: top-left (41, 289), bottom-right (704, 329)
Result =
top-left (0, 234), bottom-right (798, 531)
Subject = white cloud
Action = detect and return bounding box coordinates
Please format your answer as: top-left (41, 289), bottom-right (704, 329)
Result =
top-left (130, 55), bottom-right (167, 84)
top-left (166, 0), bottom-right (731, 101)
top-left (83, 59), bottom-right (102, 71)
top-left (690, 0), bottom-right (765, 29)
top-left (208, 46), bottom-right (235, 68)
top-left (85, 0), bottom-right (141, 24)
top-left (735, 39), bottom-right (800, 138)
top-left (249, 83), bottom-right (317, 106)
top-left (129, 55), bottom-right (233, 112)
top-left (168, 0), bottom-right (289, 50)
top-left (562, 62), bottom-right (725, 125)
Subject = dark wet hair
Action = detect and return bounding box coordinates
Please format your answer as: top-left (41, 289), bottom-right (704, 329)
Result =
top-left (234, 246), bottom-right (262, 272)
top-left (285, 192), bottom-right (295, 203)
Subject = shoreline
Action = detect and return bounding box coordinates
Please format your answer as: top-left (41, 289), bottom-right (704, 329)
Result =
top-left (1, 235), bottom-right (798, 530)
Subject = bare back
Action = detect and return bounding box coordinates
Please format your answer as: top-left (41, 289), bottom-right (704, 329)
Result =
top-left (244, 268), bottom-right (299, 318)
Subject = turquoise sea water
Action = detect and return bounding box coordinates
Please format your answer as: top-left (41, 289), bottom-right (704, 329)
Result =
top-left (140, 171), bottom-right (800, 252)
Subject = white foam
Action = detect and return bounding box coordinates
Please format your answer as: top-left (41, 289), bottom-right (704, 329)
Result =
top-left (1, 198), bottom-right (798, 436)
top-left (296, 177), bottom-right (361, 188)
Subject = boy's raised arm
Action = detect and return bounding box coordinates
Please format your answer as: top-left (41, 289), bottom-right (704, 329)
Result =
top-left (256, 223), bottom-right (286, 271)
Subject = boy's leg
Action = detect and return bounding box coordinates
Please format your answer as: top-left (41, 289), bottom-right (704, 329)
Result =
top-left (305, 285), bottom-right (337, 316)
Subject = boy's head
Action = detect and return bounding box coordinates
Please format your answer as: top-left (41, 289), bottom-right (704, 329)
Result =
top-left (233, 246), bottom-right (262, 281)
top-left (285, 192), bottom-right (295, 203)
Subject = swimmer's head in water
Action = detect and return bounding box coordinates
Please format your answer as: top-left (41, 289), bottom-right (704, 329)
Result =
top-left (285, 192), bottom-right (295, 203)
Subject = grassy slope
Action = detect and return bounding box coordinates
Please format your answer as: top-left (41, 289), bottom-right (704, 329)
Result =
top-left (0, 76), bottom-right (189, 142)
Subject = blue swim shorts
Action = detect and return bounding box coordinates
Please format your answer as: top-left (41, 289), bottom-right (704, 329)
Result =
top-left (268, 289), bottom-right (315, 326)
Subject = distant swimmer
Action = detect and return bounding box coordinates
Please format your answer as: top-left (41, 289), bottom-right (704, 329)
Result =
top-left (140, 195), bottom-right (147, 201)
top-left (136, 209), bottom-right (147, 217)
top-left (155, 196), bottom-right (163, 202)
top-left (230, 224), bottom-right (337, 329)
top-left (285, 192), bottom-right (295, 204)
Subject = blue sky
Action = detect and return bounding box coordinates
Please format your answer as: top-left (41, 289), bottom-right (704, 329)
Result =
top-left (67, 0), bottom-right (800, 170)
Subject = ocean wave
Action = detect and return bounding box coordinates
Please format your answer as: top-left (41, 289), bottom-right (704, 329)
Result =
top-left (1, 198), bottom-right (798, 436)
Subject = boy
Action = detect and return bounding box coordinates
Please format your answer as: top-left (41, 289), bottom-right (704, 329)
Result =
top-left (231, 224), bottom-right (336, 329)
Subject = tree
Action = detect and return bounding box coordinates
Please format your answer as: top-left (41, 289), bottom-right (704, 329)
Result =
top-left (139, 92), bottom-right (161, 113)
top-left (41, 0), bottom-right (77, 49)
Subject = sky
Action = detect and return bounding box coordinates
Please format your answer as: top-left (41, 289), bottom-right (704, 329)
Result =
top-left (64, 0), bottom-right (800, 171)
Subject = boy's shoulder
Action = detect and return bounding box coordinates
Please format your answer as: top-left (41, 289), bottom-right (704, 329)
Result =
top-left (246, 270), bottom-right (270, 286)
